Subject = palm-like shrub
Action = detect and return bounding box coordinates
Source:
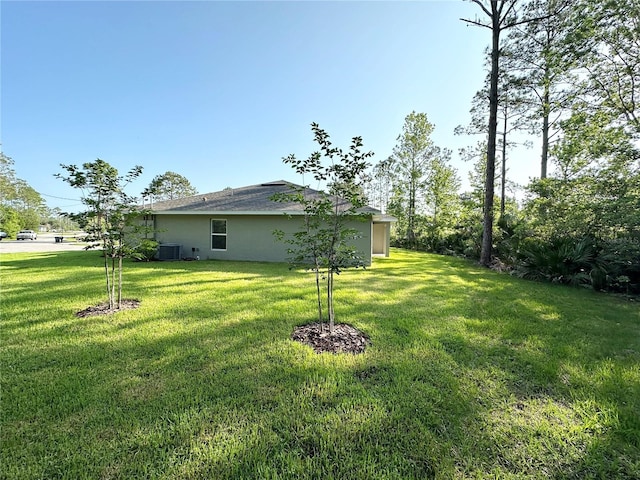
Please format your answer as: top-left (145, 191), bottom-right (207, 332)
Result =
top-left (515, 237), bottom-right (599, 286)
top-left (596, 237), bottom-right (640, 293)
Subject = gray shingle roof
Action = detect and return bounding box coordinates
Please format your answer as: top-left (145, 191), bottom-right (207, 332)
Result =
top-left (148, 180), bottom-right (381, 215)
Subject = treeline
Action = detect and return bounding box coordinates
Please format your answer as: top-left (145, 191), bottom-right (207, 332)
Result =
top-left (0, 152), bottom-right (50, 235)
top-left (0, 146), bottom-right (199, 237)
top-left (367, 0), bottom-right (639, 294)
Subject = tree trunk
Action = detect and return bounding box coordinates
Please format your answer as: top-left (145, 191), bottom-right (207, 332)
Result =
top-left (500, 104), bottom-right (508, 217)
top-left (104, 250), bottom-right (112, 309)
top-left (315, 258), bottom-right (323, 326)
top-left (327, 269), bottom-right (334, 333)
top-left (110, 256), bottom-right (117, 310)
top-left (118, 246), bottom-right (123, 309)
top-left (541, 77), bottom-right (550, 179)
top-left (433, 204), bottom-right (438, 230)
top-left (408, 177), bottom-right (416, 248)
top-left (327, 197), bottom-right (341, 333)
top-left (480, 14), bottom-right (500, 266)
top-left (306, 212), bottom-right (323, 328)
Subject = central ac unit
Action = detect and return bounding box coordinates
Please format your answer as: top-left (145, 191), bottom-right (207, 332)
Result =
top-left (157, 243), bottom-right (181, 261)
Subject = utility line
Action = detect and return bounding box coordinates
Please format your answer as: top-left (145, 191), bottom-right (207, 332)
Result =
top-left (39, 192), bottom-right (81, 201)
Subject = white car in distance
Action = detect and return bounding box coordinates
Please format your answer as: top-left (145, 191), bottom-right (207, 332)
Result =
top-left (16, 230), bottom-right (37, 240)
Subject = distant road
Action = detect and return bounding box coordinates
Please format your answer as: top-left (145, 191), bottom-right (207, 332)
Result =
top-left (0, 233), bottom-right (88, 254)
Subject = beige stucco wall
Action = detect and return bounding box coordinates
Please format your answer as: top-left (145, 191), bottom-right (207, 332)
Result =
top-left (153, 214), bottom-right (374, 264)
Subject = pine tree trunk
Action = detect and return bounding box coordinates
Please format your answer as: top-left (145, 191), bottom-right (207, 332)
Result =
top-left (480, 17), bottom-right (500, 267)
top-left (500, 110), bottom-right (507, 218)
top-left (541, 80), bottom-right (550, 179)
top-left (408, 178), bottom-right (416, 248)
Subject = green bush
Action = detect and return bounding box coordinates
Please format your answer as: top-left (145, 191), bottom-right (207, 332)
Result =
top-left (596, 236), bottom-right (640, 293)
top-left (515, 236), bottom-right (599, 287)
top-left (128, 239), bottom-right (159, 262)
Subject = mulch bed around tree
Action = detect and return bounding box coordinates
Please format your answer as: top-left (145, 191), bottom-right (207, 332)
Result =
top-left (291, 322), bottom-right (370, 354)
top-left (75, 299), bottom-right (140, 318)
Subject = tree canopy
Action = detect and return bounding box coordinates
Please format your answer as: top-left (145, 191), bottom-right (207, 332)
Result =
top-left (143, 171), bottom-right (197, 201)
top-left (0, 151), bottom-right (46, 234)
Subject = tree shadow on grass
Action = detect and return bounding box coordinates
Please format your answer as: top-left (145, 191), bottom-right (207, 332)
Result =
top-left (337, 250), bottom-right (640, 477)
top-left (3, 248), bottom-right (639, 478)
top-left (2, 289), bottom-right (502, 479)
top-left (433, 324), bottom-right (640, 478)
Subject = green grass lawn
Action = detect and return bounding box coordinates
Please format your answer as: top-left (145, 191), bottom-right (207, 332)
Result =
top-left (1, 249), bottom-right (639, 479)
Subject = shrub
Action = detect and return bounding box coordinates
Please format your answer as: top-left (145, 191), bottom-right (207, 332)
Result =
top-left (128, 239), bottom-right (159, 262)
top-left (514, 236), bottom-right (598, 287)
top-left (596, 236), bottom-right (640, 293)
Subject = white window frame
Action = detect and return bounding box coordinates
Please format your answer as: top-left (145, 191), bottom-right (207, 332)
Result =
top-left (211, 218), bottom-right (227, 251)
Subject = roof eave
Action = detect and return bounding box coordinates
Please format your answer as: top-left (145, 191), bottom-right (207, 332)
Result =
top-left (372, 214), bottom-right (398, 222)
top-left (150, 209), bottom-right (378, 216)
top-left (150, 210), bottom-right (306, 215)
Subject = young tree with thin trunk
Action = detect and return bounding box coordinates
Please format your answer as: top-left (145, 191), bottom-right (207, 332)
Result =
top-left (273, 123), bottom-right (372, 334)
top-left (56, 159), bottom-right (143, 310)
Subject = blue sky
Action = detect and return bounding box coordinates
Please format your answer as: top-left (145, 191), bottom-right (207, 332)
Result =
top-left (2, 0), bottom-right (538, 212)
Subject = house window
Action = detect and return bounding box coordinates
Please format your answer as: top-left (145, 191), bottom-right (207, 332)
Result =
top-left (211, 219), bottom-right (227, 250)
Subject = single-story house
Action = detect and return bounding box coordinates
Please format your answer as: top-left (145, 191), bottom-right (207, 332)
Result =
top-left (147, 181), bottom-right (395, 264)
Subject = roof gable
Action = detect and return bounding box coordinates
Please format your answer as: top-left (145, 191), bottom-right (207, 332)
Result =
top-left (148, 180), bottom-right (381, 215)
